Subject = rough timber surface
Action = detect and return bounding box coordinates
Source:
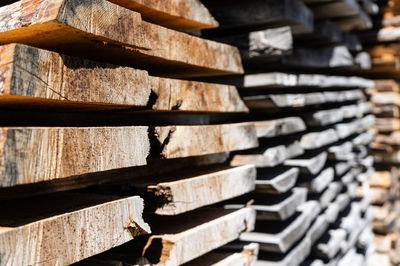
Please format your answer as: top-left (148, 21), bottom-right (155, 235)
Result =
top-left (0, 127), bottom-right (149, 188)
top-left (0, 43), bottom-right (248, 112)
top-left (0, 0), bottom-right (243, 78)
top-left (120, 164), bottom-right (256, 215)
top-left (141, 207), bottom-right (256, 265)
top-left (153, 123), bottom-right (258, 159)
top-left (0, 193), bottom-right (150, 266)
top-left (108, 0), bottom-right (219, 30)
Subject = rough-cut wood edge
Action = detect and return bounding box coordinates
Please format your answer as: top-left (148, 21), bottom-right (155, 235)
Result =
top-left (0, 0), bottom-right (244, 77)
top-left (285, 152), bottom-right (327, 175)
top-left (143, 207), bottom-right (256, 265)
top-left (0, 127), bottom-right (149, 187)
top-left (240, 201), bottom-right (320, 253)
top-left (0, 195), bottom-right (150, 266)
top-left (255, 167), bottom-right (299, 194)
top-left (252, 117), bottom-right (306, 138)
top-left (108, 0), bottom-right (219, 30)
top-left (153, 124), bottom-right (258, 159)
top-left (146, 165), bottom-right (256, 215)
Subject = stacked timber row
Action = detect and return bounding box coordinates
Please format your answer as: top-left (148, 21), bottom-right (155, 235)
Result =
top-left (0, 0), bottom-right (261, 265)
top-left (198, 0), bottom-right (378, 265)
top-left (356, 1), bottom-right (400, 265)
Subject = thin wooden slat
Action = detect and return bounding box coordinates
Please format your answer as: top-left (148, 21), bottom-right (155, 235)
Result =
top-left (0, 192), bottom-right (150, 265)
top-left (0, 0), bottom-right (243, 78)
top-left (255, 167), bottom-right (299, 194)
top-left (284, 152), bottom-right (327, 175)
top-left (107, 0), bottom-right (219, 30)
top-left (252, 117), bottom-right (306, 139)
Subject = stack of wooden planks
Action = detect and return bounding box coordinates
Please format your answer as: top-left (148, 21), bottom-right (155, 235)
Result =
top-left (198, 0), bottom-right (377, 265)
top-left (0, 0), bottom-right (384, 265)
top-left (0, 0), bottom-right (261, 265)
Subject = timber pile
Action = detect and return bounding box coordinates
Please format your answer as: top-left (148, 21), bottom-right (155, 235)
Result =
top-left (0, 0), bottom-right (382, 266)
top-left (198, 0), bottom-right (376, 265)
top-left (0, 0), bottom-right (259, 265)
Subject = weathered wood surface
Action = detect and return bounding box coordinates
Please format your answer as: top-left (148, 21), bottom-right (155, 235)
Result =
top-left (231, 141), bottom-right (303, 168)
top-left (183, 243), bottom-right (259, 266)
top-left (0, 0), bottom-right (243, 77)
top-left (108, 0), bottom-right (218, 30)
top-left (312, 229), bottom-right (347, 259)
top-left (153, 123), bottom-right (258, 159)
top-left (215, 27), bottom-right (293, 64)
top-left (225, 188), bottom-right (307, 221)
top-left (370, 91), bottom-right (400, 106)
top-left (298, 167), bottom-right (334, 193)
top-left (0, 192), bottom-right (150, 266)
top-left (243, 89), bottom-right (365, 109)
top-left (202, 72), bottom-right (373, 89)
top-left (141, 207), bottom-right (256, 265)
top-left (0, 43), bottom-right (247, 112)
top-left (374, 131), bottom-right (400, 146)
top-left (118, 165), bottom-right (256, 215)
top-left (255, 167), bottom-right (299, 194)
top-left (285, 152), bottom-right (327, 175)
top-left (374, 118), bottom-right (400, 132)
top-left (240, 201), bottom-right (320, 253)
top-left (201, 0), bottom-right (314, 34)
top-left (300, 129), bottom-right (339, 150)
top-left (0, 127), bottom-right (149, 188)
top-left (369, 171), bottom-right (392, 188)
top-left (317, 182), bottom-right (343, 209)
top-left (280, 46), bottom-right (355, 69)
top-left (252, 117), bottom-right (306, 139)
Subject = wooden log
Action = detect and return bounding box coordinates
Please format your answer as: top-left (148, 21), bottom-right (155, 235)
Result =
top-left (231, 141), bottom-right (303, 168)
top-left (183, 243), bottom-right (259, 266)
top-left (255, 167), bottom-right (299, 194)
top-left (285, 151), bottom-right (327, 175)
top-left (0, 192), bottom-right (150, 265)
top-left (0, 43), bottom-right (247, 112)
top-left (110, 165), bottom-right (257, 215)
top-left (240, 201), bottom-right (320, 253)
top-left (252, 117), bottom-right (306, 139)
top-left (300, 129), bottom-right (339, 150)
top-left (225, 188), bottom-right (307, 221)
top-left (0, 0), bottom-right (243, 78)
top-left (107, 0), bottom-right (219, 30)
top-left (0, 127), bottom-right (149, 188)
top-left (140, 207), bottom-right (256, 265)
top-left (201, 0), bottom-right (314, 34)
top-left (152, 123), bottom-right (258, 159)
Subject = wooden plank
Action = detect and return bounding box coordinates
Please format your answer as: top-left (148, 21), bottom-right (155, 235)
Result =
top-left (374, 118), bottom-right (400, 132)
top-left (240, 201), bottom-right (320, 253)
top-left (225, 188), bottom-right (307, 221)
top-left (0, 43), bottom-right (248, 112)
top-left (284, 152), bottom-right (327, 175)
top-left (298, 167), bottom-right (335, 193)
top-left (110, 165), bottom-right (256, 215)
top-left (107, 0), bottom-right (219, 30)
top-left (0, 0), bottom-right (243, 78)
top-left (152, 123), bottom-right (258, 159)
top-left (255, 167), bottom-right (299, 194)
top-left (333, 10), bottom-right (372, 31)
top-left (140, 208), bottom-right (256, 265)
top-left (0, 192), bottom-right (150, 265)
top-left (300, 129), bottom-right (339, 150)
top-left (252, 117), bottom-right (306, 139)
top-left (312, 229), bottom-right (347, 259)
top-left (230, 140), bottom-right (303, 168)
top-left (183, 243), bottom-right (259, 266)
top-left (214, 27), bottom-right (293, 64)
top-left (0, 127), bottom-right (149, 188)
top-left (201, 0), bottom-right (314, 34)
top-left (308, 0), bottom-right (362, 19)
top-left (243, 89), bottom-right (365, 109)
